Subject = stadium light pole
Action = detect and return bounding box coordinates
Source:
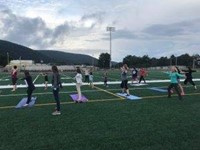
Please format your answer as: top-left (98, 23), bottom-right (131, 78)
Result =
top-left (7, 52), bottom-right (9, 65)
top-left (106, 26), bottom-right (115, 69)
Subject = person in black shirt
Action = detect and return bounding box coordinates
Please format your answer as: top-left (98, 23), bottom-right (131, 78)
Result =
top-left (131, 67), bottom-right (138, 84)
top-left (22, 71), bottom-right (35, 107)
top-left (42, 73), bottom-right (48, 90)
top-left (182, 66), bottom-right (197, 90)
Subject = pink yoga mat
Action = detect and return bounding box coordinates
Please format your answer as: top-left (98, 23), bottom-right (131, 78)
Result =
top-left (70, 94), bottom-right (88, 102)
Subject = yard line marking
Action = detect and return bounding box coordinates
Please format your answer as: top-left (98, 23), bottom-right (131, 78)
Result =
top-left (0, 89), bottom-right (105, 97)
top-left (0, 98), bottom-right (123, 109)
top-left (0, 84), bottom-right (199, 97)
top-left (93, 85), bottom-right (125, 100)
top-left (1, 92), bottom-right (200, 110)
top-left (33, 74), bottom-right (40, 83)
top-left (142, 92), bottom-right (200, 99)
top-left (0, 79), bottom-right (200, 89)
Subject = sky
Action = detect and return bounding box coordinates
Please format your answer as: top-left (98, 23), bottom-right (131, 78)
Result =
top-left (0, 0), bottom-right (200, 62)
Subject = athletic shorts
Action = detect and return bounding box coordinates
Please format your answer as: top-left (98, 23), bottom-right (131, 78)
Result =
top-left (120, 80), bottom-right (128, 89)
top-left (12, 78), bottom-right (18, 85)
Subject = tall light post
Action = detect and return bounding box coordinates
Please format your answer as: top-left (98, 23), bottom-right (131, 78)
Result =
top-left (106, 26), bottom-right (115, 69)
top-left (7, 52), bottom-right (9, 65)
top-left (175, 55), bottom-right (178, 66)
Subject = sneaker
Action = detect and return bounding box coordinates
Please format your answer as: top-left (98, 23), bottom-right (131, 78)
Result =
top-left (126, 94), bottom-right (130, 97)
top-left (52, 111), bottom-right (61, 115)
top-left (11, 89), bottom-right (16, 92)
top-left (170, 90), bottom-right (174, 93)
top-left (23, 104), bottom-right (28, 107)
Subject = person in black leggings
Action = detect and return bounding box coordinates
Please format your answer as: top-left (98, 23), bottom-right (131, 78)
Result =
top-left (182, 66), bottom-right (197, 90)
top-left (22, 71), bottom-right (35, 107)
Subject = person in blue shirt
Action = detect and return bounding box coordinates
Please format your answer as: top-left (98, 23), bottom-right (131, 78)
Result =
top-left (165, 66), bottom-right (185, 100)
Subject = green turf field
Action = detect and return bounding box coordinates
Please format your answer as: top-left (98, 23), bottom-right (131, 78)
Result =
top-left (0, 70), bottom-right (200, 150)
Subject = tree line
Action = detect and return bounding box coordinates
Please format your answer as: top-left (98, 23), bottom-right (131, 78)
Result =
top-left (98, 53), bottom-right (200, 68)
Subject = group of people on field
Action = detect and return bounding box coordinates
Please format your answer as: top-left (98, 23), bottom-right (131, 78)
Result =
top-left (7, 64), bottom-right (198, 115)
top-left (120, 64), bottom-right (197, 100)
top-left (9, 65), bottom-right (97, 115)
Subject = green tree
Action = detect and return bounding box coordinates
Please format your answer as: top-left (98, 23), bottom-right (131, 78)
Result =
top-left (98, 53), bottom-right (110, 68)
top-left (0, 54), bottom-right (7, 66)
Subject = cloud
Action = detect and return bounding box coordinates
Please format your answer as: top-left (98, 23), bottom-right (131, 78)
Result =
top-left (143, 19), bottom-right (200, 37)
top-left (0, 9), bottom-right (71, 49)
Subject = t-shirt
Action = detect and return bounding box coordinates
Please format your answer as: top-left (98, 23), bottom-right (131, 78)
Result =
top-left (132, 69), bottom-right (138, 76)
top-left (75, 73), bottom-right (83, 84)
top-left (121, 71), bottom-right (127, 81)
top-left (11, 70), bottom-right (17, 79)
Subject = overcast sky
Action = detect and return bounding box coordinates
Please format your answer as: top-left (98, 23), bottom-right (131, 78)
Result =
top-left (0, 0), bottom-right (200, 62)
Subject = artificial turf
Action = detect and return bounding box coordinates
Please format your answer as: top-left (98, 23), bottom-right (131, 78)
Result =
top-left (0, 70), bottom-right (200, 150)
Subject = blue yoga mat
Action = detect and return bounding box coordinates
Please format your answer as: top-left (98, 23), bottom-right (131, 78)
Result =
top-left (15, 97), bottom-right (37, 108)
top-left (149, 87), bottom-right (167, 92)
top-left (70, 94), bottom-right (88, 102)
top-left (116, 93), bottom-right (142, 100)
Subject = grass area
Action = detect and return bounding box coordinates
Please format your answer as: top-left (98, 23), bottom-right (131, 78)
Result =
top-left (0, 70), bottom-right (200, 150)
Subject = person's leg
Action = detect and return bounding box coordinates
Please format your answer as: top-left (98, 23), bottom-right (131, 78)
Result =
top-left (184, 78), bottom-right (188, 85)
top-left (45, 81), bottom-right (48, 90)
top-left (121, 81), bottom-right (124, 93)
top-left (178, 83), bottom-right (185, 95)
top-left (139, 76), bottom-right (142, 83)
top-left (53, 88), bottom-right (60, 111)
top-left (12, 78), bottom-right (17, 91)
top-left (26, 88), bottom-right (33, 104)
top-left (125, 80), bottom-right (130, 95)
top-left (188, 79), bottom-right (197, 89)
top-left (87, 75), bottom-right (89, 83)
top-left (174, 84), bottom-right (182, 100)
top-left (142, 77), bottom-right (146, 83)
top-left (168, 83), bottom-right (173, 98)
top-left (104, 80), bottom-right (107, 86)
top-left (76, 83), bottom-right (82, 100)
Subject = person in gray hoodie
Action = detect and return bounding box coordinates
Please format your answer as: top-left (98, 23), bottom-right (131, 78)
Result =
top-left (51, 65), bottom-right (62, 115)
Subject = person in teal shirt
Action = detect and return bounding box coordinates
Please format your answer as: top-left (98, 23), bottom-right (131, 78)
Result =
top-left (165, 66), bottom-right (185, 100)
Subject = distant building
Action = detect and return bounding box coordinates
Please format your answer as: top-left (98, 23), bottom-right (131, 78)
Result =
top-left (10, 60), bottom-right (34, 66)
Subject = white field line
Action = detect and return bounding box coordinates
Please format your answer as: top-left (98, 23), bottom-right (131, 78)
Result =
top-left (0, 79), bottom-right (200, 89)
top-left (33, 74), bottom-right (41, 83)
top-left (94, 73), bottom-right (119, 81)
top-left (0, 84), bottom-right (198, 98)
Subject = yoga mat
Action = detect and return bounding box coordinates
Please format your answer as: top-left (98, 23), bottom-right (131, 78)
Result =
top-left (15, 97), bottom-right (37, 108)
top-left (149, 87), bottom-right (167, 92)
top-left (116, 93), bottom-right (142, 100)
top-left (70, 94), bottom-right (88, 102)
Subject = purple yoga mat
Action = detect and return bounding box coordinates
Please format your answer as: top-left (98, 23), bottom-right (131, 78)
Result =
top-left (70, 94), bottom-right (88, 102)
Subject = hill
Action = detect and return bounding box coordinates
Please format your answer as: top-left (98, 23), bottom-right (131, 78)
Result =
top-left (39, 50), bottom-right (98, 65)
top-left (0, 40), bottom-right (98, 66)
top-left (0, 40), bottom-right (53, 63)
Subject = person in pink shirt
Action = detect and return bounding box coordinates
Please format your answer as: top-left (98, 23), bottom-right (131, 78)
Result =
top-left (11, 65), bottom-right (18, 92)
top-left (139, 68), bottom-right (147, 84)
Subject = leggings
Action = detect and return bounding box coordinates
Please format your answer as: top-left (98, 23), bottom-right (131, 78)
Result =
top-left (26, 88), bottom-right (35, 104)
top-left (139, 76), bottom-right (146, 83)
top-left (184, 78), bottom-right (195, 86)
top-left (168, 83), bottom-right (182, 100)
top-left (53, 88), bottom-right (60, 111)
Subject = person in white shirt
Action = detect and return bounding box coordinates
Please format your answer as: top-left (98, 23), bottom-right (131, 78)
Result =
top-left (84, 68), bottom-right (89, 83)
top-left (89, 71), bottom-right (94, 88)
top-left (75, 67), bottom-right (83, 102)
